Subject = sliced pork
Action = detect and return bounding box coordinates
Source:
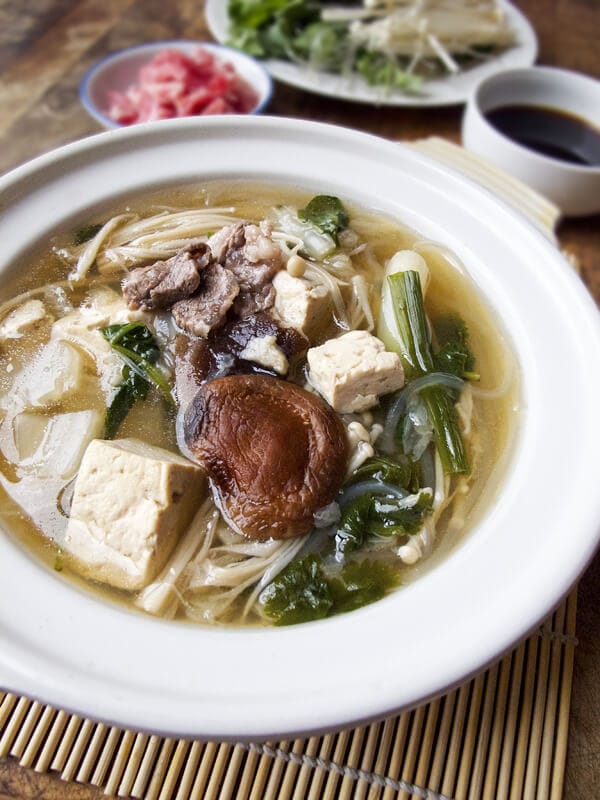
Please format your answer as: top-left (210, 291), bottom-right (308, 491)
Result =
top-left (171, 263), bottom-right (239, 338)
top-left (209, 220), bottom-right (282, 317)
top-left (122, 242), bottom-right (210, 311)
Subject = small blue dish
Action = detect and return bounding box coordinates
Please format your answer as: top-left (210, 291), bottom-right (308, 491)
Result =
top-left (80, 40), bottom-right (273, 128)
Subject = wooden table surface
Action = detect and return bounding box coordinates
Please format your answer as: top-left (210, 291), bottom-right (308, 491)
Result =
top-left (0, 2), bottom-right (598, 798)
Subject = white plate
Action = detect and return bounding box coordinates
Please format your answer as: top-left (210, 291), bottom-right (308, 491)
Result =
top-left (0, 117), bottom-right (599, 740)
top-left (205, 0), bottom-right (538, 107)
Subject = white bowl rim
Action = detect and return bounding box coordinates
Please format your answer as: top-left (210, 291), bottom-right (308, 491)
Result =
top-left (79, 40), bottom-right (273, 129)
top-left (0, 115), bottom-right (599, 740)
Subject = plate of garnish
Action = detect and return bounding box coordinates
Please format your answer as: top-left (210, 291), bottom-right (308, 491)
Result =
top-left (206, 0), bottom-right (538, 106)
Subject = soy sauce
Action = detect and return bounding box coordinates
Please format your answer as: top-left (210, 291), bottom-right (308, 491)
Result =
top-left (485, 104), bottom-right (600, 167)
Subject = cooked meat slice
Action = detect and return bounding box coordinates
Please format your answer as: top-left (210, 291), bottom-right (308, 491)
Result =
top-left (207, 220), bottom-right (245, 263)
top-left (122, 242), bottom-right (211, 311)
top-left (183, 374), bottom-right (348, 541)
top-left (233, 283), bottom-right (275, 317)
top-left (208, 220), bottom-right (282, 318)
top-left (171, 263), bottom-right (239, 337)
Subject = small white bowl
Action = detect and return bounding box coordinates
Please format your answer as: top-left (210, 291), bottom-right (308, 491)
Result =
top-left (462, 66), bottom-right (600, 217)
top-left (80, 41), bottom-right (273, 128)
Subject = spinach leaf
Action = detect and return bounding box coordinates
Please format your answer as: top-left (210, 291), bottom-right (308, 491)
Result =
top-left (102, 322), bottom-right (173, 439)
top-left (298, 195), bottom-right (349, 243)
top-left (260, 554), bottom-right (333, 625)
top-left (329, 559), bottom-right (400, 613)
top-left (433, 314), bottom-right (478, 380)
top-left (348, 455), bottom-right (413, 490)
top-left (335, 489), bottom-right (433, 556)
top-left (260, 554), bottom-right (401, 624)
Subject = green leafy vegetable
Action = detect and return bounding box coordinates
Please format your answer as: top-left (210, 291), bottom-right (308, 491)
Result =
top-left (293, 21), bottom-right (348, 71)
top-left (260, 554), bottom-right (333, 625)
top-left (298, 195), bottom-right (349, 243)
top-left (335, 489), bottom-right (433, 557)
top-left (388, 271), bottom-right (469, 474)
top-left (260, 554), bottom-right (401, 625)
top-left (348, 455), bottom-right (414, 491)
top-left (433, 315), bottom-right (479, 380)
top-left (228, 0), bottom-right (319, 59)
top-left (226, 1), bottom-right (425, 95)
top-left (74, 223), bottom-right (103, 246)
top-left (329, 559), bottom-right (400, 614)
top-left (356, 52), bottom-right (422, 93)
top-left (102, 322), bottom-right (173, 439)
top-left (228, 0), bottom-right (291, 29)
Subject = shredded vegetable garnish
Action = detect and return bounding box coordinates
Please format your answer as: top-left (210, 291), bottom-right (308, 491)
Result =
top-left (227, 0), bottom-right (516, 95)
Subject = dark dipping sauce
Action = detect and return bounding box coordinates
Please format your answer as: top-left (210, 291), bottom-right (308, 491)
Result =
top-left (485, 104), bottom-right (600, 167)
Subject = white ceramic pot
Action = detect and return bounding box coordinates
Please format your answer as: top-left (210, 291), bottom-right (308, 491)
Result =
top-left (0, 117), bottom-right (599, 739)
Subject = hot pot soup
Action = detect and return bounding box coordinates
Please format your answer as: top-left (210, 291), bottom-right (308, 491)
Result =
top-left (0, 183), bottom-right (518, 626)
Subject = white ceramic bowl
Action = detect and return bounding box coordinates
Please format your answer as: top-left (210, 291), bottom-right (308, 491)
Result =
top-left (462, 66), bottom-right (600, 217)
top-left (80, 41), bottom-right (273, 128)
top-left (1, 117), bottom-right (600, 740)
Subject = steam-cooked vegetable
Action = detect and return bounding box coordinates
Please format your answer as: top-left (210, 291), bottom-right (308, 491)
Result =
top-left (102, 322), bottom-right (173, 438)
top-left (298, 195), bottom-right (349, 243)
top-left (335, 488), bottom-right (433, 556)
top-left (385, 270), bottom-right (469, 474)
top-left (260, 553), bottom-right (400, 625)
top-left (433, 315), bottom-right (479, 380)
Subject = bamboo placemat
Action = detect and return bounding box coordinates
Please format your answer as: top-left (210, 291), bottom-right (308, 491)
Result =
top-left (0, 141), bottom-right (577, 800)
top-left (0, 590), bottom-right (578, 799)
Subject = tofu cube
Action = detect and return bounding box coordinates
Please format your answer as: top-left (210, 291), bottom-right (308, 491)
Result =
top-left (65, 438), bottom-right (205, 591)
top-left (307, 330), bottom-right (405, 413)
top-left (272, 270), bottom-right (334, 343)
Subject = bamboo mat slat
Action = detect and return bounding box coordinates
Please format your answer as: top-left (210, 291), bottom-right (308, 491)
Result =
top-left (1, 595), bottom-right (577, 800)
top-left (0, 141), bottom-right (578, 799)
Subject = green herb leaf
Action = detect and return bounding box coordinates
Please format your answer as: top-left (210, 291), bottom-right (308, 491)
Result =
top-left (298, 195), bottom-right (349, 243)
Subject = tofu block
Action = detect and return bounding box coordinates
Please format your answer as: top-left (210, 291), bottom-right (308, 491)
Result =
top-left (272, 270), bottom-right (334, 343)
top-left (307, 330), bottom-right (405, 413)
top-left (64, 438), bottom-right (205, 591)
